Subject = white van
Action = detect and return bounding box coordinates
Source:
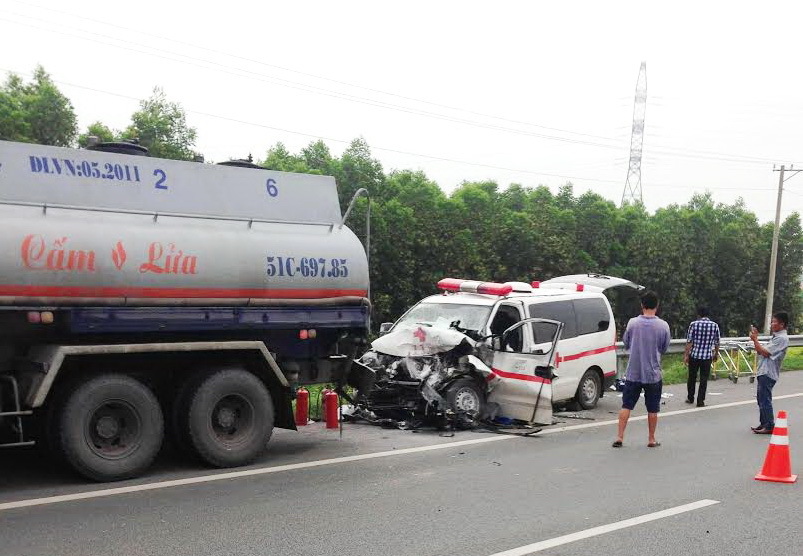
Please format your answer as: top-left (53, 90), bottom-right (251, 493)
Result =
top-left (381, 274), bottom-right (642, 410)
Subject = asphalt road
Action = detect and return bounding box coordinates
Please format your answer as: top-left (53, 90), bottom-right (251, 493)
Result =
top-left (1, 374), bottom-right (801, 556)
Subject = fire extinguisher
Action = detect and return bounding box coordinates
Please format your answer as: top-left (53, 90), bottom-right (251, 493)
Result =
top-left (320, 387), bottom-right (332, 419)
top-left (323, 389), bottom-right (339, 429)
top-left (294, 387), bottom-right (309, 426)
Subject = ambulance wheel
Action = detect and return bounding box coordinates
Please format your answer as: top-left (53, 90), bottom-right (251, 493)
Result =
top-left (574, 370), bottom-right (601, 410)
top-left (182, 369), bottom-right (274, 468)
top-left (57, 374), bottom-right (164, 482)
top-left (445, 378), bottom-right (485, 422)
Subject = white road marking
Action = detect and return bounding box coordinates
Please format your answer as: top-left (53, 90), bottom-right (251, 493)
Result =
top-left (486, 499), bottom-right (720, 556)
top-left (1, 392), bottom-right (800, 513)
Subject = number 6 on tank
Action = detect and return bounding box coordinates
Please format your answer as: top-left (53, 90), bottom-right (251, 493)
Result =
top-left (266, 178), bottom-right (278, 197)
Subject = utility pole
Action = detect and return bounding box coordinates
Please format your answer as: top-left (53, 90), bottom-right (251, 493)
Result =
top-left (764, 165), bottom-right (802, 333)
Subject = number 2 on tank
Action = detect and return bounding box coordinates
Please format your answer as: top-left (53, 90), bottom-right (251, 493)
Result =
top-left (153, 169), bottom-right (167, 190)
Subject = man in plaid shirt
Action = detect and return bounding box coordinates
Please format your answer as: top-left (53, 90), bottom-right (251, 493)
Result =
top-left (683, 307), bottom-right (720, 407)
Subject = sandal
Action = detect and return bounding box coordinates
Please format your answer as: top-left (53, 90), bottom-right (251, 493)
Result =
top-left (612, 440), bottom-right (623, 448)
top-left (648, 442), bottom-right (661, 448)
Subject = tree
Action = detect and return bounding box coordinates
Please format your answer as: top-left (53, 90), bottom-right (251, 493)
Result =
top-left (262, 142), bottom-right (309, 173)
top-left (77, 121), bottom-right (117, 147)
top-left (0, 66), bottom-right (77, 146)
top-left (773, 213), bottom-right (803, 331)
top-left (339, 137), bottom-right (384, 209)
top-left (301, 140), bottom-right (336, 175)
top-left (123, 87), bottom-right (199, 160)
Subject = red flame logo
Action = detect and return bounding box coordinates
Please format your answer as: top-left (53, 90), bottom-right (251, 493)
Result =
top-left (112, 241), bottom-right (127, 270)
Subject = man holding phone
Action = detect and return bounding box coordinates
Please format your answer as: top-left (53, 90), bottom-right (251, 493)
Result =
top-left (749, 312), bottom-right (789, 434)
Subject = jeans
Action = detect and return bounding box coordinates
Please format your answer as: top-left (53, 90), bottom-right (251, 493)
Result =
top-left (756, 374), bottom-right (776, 429)
top-left (687, 357), bottom-right (712, 403)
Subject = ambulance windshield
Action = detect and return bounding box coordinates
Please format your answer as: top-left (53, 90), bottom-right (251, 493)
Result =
top-left (395, 302), bottom-right (492, 332)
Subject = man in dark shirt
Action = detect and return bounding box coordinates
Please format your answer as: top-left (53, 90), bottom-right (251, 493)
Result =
top-left (683, 307), bottom-right (720, 407)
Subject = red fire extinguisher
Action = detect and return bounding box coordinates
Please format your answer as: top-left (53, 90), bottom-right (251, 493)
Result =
top-left (323, 389), bottom-right (339, 429)
top-left (320, 387), bottom-right (331, 415)
top-left (294, 387), bottom-right (309, 426)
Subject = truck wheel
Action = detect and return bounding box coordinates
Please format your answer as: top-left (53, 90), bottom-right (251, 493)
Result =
top-left (574, 370), bottom-right (601, 410)
top-left (184, 369), bottom-right (274, 468)
top-left (57, 374), bottom-right (164, 482)
top-left (445, 378), bottom-right (485, 425)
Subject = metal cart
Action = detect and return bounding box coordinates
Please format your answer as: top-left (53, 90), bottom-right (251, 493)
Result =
top-left (711, 341), bottom-right (757, 383)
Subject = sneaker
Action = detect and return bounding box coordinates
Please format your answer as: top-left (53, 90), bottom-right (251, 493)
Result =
top-left (685, 398), bottom-right (694, 404)
top-left (697, 402), bottom-right (705, 407)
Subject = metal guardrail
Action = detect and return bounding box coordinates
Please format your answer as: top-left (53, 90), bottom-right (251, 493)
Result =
top-left (614, 335), bottom-right (803, 373)
top-left (615, 335), bottom-right (803, 358)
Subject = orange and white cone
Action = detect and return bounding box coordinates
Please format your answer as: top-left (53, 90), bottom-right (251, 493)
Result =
top-left (754, 410), bottom-right (797, 483)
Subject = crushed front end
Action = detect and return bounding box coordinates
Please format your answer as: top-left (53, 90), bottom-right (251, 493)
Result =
top-left (348, 325), bottom-right (494, 429)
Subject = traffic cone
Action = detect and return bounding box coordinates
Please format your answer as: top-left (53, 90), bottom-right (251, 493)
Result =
top-left (754, 410), bottom-right (797, 483)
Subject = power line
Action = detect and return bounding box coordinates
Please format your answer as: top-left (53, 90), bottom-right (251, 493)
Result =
top-left (4, 11), bottom-right (800, 169)
top-left (0, 11), bottom-right (626, 151)
top-left (6, 0), bottom-right (626, 143)
top-left (0, 67), bottom-right (624, 186)
top-left (644, 184), bottom-right (776, 191)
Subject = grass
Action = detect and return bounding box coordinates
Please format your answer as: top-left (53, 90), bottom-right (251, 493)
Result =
top-left (293, 383), bottom-right (354, 421)
top-left (660, 347), bottom-right (803, 385)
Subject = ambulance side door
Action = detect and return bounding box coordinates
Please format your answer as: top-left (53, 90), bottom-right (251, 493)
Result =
top-left (487, 317), bottom-right (563, 425)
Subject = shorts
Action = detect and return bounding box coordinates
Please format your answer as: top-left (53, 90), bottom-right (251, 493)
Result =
top-left (621, 380), bottom-right (663, 413)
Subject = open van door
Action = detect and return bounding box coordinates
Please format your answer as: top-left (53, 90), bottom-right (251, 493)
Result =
top-left (539, 273), bottom-right (644, 294)
top-left (486, 318), bottom-right (563, 425)
top-left (541, 273), bottom-right (644, 342)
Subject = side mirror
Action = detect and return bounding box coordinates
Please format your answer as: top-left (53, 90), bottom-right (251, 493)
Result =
top-left (379, 322), bottom-right (394, 335)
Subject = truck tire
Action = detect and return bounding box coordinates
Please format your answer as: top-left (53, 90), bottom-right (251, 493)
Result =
top-left (168, 374), bottom-right (205, 458)
top-left (445, 378), bottom-right (485, 426)
top-left (57, 374), bottom-right (164, 482)
top-left (574, 369), bottom-right (602, 410)
top-left (183, 369), bottom-right (274, 468)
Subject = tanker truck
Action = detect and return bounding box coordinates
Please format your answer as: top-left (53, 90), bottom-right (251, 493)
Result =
top-left (0, 139), bottom-right (370, 481)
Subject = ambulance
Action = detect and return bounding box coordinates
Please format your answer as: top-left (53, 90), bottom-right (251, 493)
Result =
top-left (377, 274), bottom-right (643, 417)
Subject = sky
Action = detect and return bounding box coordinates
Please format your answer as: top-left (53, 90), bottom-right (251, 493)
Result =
top-left (2, 0), bottom-right (803, 223)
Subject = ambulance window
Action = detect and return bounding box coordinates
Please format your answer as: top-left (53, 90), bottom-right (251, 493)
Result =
top-left (529, 301), bottom-right (577, 340)
top-left (574, 298), bottom-right (611, 336)
top-left (490, 304), bottom-right (523, 352)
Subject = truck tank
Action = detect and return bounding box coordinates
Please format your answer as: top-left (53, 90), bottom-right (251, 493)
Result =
top-left (0, 140), bottom-right (369, 307)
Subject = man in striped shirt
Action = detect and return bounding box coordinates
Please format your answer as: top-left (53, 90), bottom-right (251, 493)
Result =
top-left (683, 307), bottom-right (720, 407)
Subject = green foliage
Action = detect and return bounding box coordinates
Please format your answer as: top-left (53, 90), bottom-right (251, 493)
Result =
top-left (257, 140), bottom-right (802, 335)
top-left (661, 348), bottom-right (803, 386)
top-left (77, 121), bottom-right (117, 147)
top-left (122, 87), bottom-right (199, 161)
top-left (0, 66), bottom-right (77, 146)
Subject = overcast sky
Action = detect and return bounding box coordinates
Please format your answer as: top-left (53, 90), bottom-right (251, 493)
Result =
top-left (2, 0), bottom-right (802, 222)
